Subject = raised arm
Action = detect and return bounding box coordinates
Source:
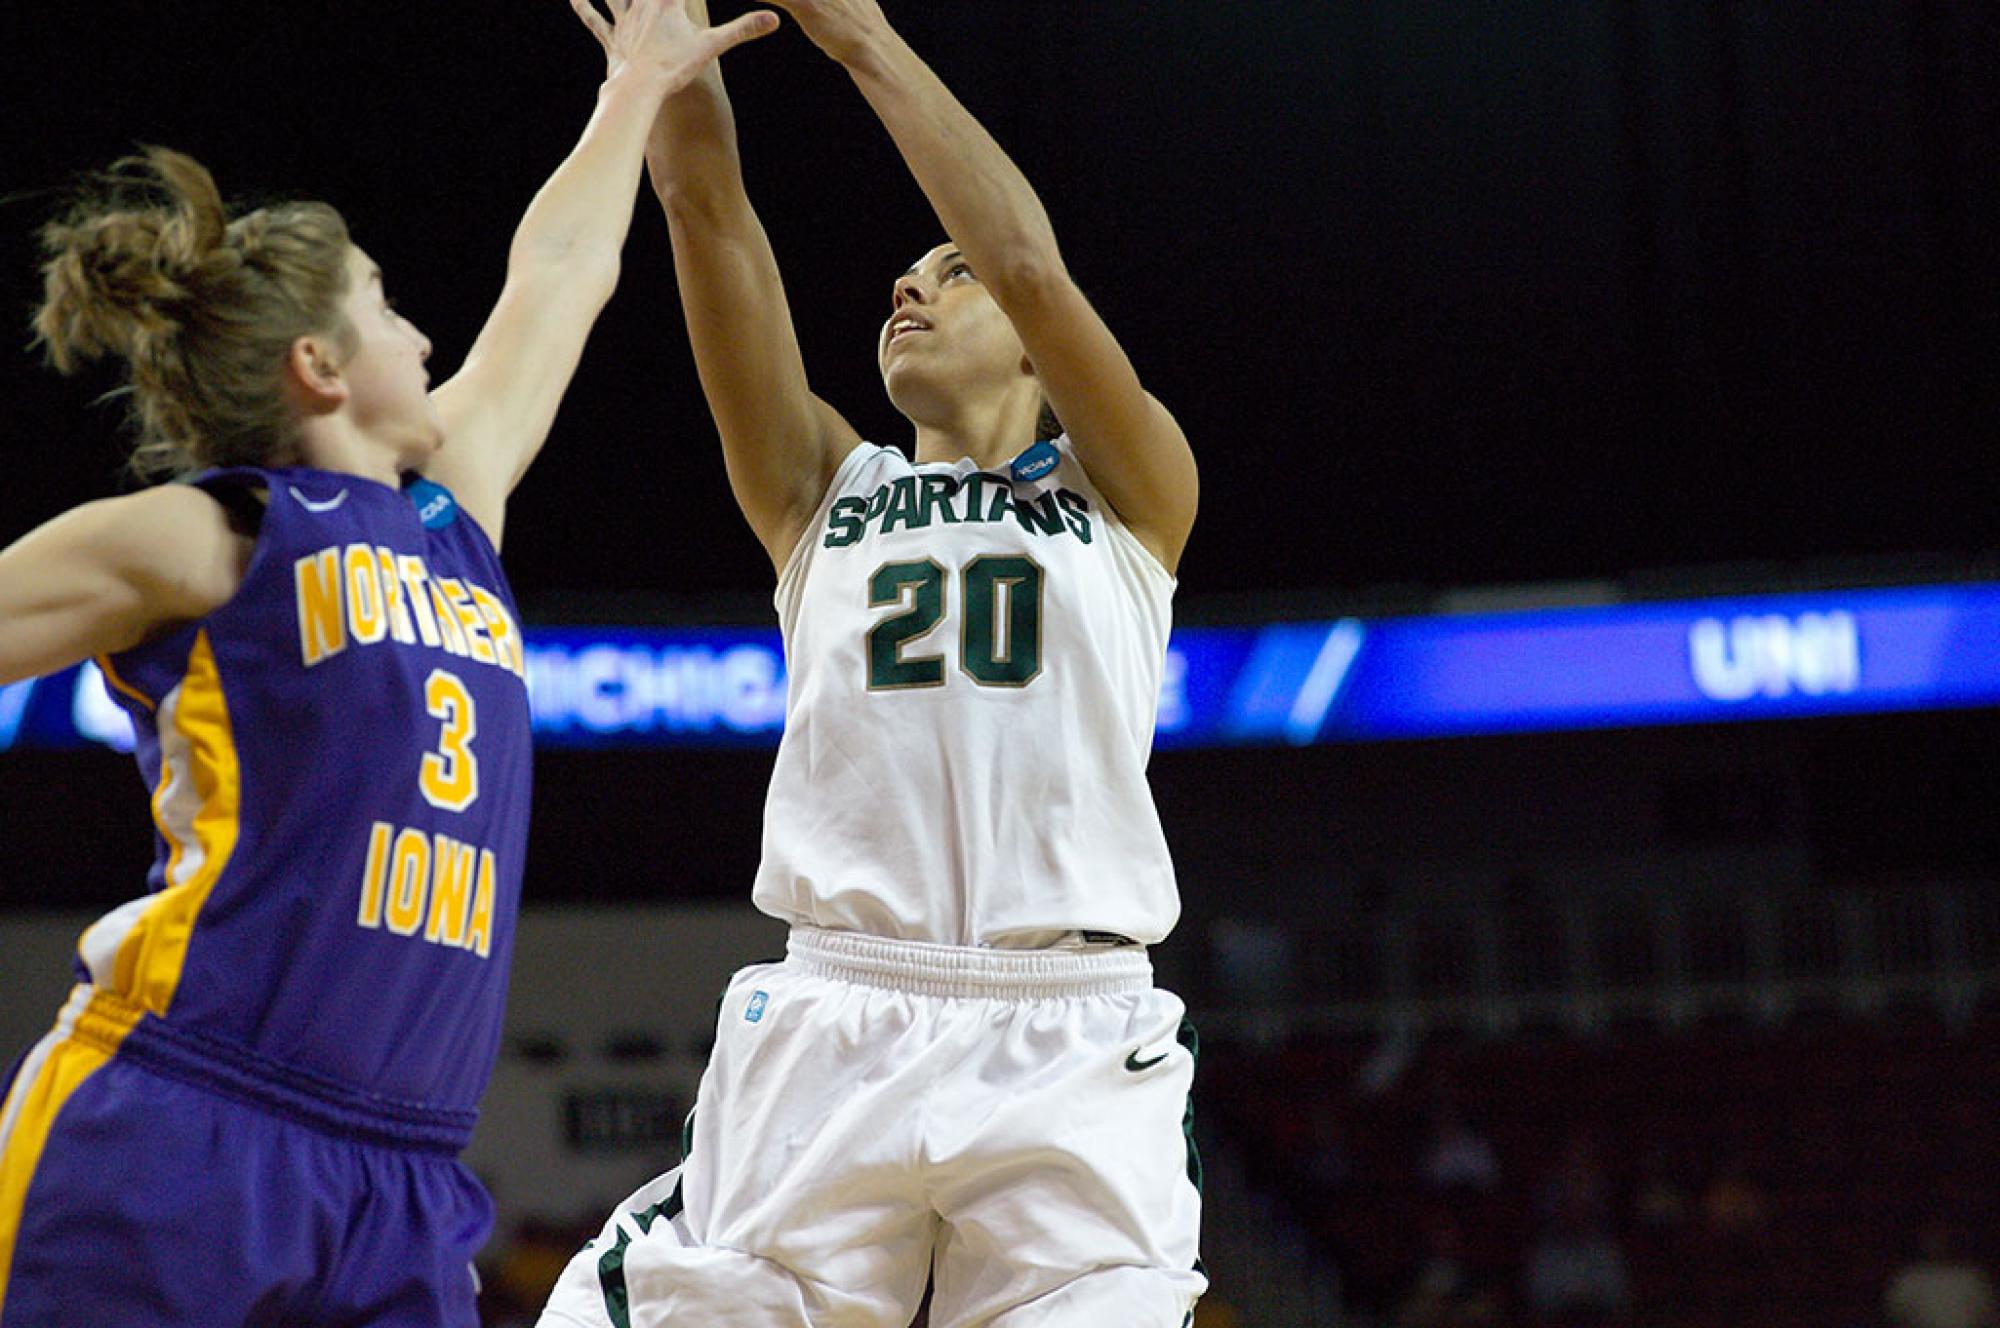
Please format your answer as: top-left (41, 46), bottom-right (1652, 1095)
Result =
top-left (766, 1), bottom-right (1197, 572)
top-left (424, 0), bottom-right (777, 548)
top-left (0, 488), bottom-right (250, 687)
top-left (645, 0), bottom-right (862, 573)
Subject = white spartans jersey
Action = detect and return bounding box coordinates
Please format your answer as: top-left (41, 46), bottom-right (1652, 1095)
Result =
top-left (756, 437), bottom-right (1179, 947)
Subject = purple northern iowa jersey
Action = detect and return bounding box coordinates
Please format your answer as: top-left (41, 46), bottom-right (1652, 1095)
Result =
top-left (0, 467), bottom-right (528, 1326)
top-left (72, 466), bottom-right (532, 1137)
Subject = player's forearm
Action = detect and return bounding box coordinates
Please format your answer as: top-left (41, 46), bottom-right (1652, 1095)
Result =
top-left (644, 52), bottom-right (804, 420)
top-left (841, 26), bottom-right (1063, 295)
top-left (645, 78), bottom-right (755, 226)
top-left (643, 0), bottom-right (748, 215)
top-left (506, 68), bottom-right (678, 287)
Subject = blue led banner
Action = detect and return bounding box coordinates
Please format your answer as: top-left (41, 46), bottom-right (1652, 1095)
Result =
top-left (1298, 585), bottom-right (2000, 742)
top-left (5, 583), bottom-right (1997, 753)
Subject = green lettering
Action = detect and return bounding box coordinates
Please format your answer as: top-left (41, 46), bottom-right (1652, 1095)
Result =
top-left (1011, 493), bottom-right (1067, 537)
top-left (961, 556), bottom-right (1043, 686)
top-left (958, 474), bottom-right (993, 523)
top-left (1056, 490), bottom-right (1095, 544)
top-left (880, 477), bottom-right (923, 533)
top-left (867, 560), bottom-right (948, 689)
top-left (824, 496), bottom-right (868, 548)
top-left (918, 475), bottom-right (962, 527)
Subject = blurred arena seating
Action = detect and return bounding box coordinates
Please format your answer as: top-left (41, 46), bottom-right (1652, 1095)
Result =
top-left (1197, 877), bottom-right (2000, 1327)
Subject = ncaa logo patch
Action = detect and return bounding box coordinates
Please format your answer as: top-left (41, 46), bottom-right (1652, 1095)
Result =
top-left (406, 477), bottom-right (460, 530)
top-left (745, 991), bottom-right (770, 1024)
top-left (1009, 439), bottom-right (1060, 485)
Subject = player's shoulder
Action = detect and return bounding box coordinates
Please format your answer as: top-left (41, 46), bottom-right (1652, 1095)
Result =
top-left (92, 483), bottom-right (241, 551)
top-left (833, 440), bottom-right (906, 482)
top-left (103, 484), bottom-right (255, 615)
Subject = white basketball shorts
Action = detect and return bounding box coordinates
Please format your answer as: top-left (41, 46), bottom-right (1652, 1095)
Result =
top-left (538, 926), bottom-right (1206, 1328)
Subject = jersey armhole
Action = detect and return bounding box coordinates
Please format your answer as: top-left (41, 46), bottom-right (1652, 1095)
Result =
top-left (117, 467), bottom-right (282, 652)
top-left (190, 473), bottom-right (268, 539)
top-left (773, 440), bottom-right (880, 612)
top-left (1054, 436), bottom-right (1179, 590)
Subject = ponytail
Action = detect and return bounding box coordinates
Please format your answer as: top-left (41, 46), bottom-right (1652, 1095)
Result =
top-left (34, 147), bottom-right (356, 478)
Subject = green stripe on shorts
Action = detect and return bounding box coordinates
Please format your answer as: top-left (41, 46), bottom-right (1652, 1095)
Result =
top-left (595, 1179), bottom-right (685, 1328)
top-left (1177, 1017), bottom-right (1203, 1193)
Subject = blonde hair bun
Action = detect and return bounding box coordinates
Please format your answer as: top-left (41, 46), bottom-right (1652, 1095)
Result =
top-left (33, 147), bottom-right (355, 478)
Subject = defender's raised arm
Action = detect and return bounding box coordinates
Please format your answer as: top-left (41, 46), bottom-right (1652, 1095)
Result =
top-left (425, 0), bottom-right (777, 546)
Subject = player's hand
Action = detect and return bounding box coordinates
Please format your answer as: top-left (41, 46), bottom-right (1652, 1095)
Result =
top-left (755, 0), bottom-right (890, 66)
top-left (568, 0), bottom-right (779, 94)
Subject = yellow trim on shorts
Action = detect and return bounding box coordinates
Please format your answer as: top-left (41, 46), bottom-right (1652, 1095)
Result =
top-left (94, 652), bottom-right (156, 712)
top-left (0, 993), bottom-right (143, 1321)
top-left (112, 630), bottom-right (241, 1015)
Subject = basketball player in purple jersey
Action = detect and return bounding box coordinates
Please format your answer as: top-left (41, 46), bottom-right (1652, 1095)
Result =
top-left (0, 4), bottom-right (776, 1324)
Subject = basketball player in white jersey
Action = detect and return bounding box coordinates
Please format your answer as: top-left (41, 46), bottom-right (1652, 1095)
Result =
top-left (541, 1), bottom-right (1202, 1324)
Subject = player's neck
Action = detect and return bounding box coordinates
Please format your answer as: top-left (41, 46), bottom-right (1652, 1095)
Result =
top-left (907, 393), bottom-right (1040, 471)
top-left (295, 417), bottom-right (414, 489)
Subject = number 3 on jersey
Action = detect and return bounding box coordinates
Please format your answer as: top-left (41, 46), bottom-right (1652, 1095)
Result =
top-left (420, 667), bottom-right (479, 810)
top-left (868, 556), bottom-right (1043, 690)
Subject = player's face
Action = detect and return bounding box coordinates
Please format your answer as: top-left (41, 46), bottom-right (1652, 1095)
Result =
top-left (334, 246), bottom-right (441, 465)
top-left (878, 243), bottom-right (1031, 414)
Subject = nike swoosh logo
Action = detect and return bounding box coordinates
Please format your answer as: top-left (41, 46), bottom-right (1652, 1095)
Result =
top-left (1125, 1049), bottom-right (1170, 1073)
top-left (289, 486), bottom-right (350, 513)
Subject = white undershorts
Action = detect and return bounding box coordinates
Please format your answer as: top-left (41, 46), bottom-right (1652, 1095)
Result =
top-left (538, 926), bottom-right (1206, 1327)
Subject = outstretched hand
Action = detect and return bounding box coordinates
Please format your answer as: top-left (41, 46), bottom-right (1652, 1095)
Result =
top-left (569, 0), bottom-right (779, 92)
top-left (754, 0), bottom-right (889, 66)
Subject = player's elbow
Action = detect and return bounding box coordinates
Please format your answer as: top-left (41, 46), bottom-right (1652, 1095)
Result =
top-left (511, 243), bottom-right (621, 313)
top-left (985, 248), bottom-right (1068, 307)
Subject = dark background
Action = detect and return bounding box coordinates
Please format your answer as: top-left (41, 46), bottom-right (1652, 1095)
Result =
top-left (1, 1), bottom-right (1996, 907)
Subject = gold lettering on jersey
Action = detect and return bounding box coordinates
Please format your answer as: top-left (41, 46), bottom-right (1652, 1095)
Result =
top-left (295, 549), bottom-right (347, 665)
top-left (399, 557), bottom-right (443, 647)
top-left (469, 586), bottom-right (520, 676)
top-left (355, 818), bottom-right (498, 959)
top-left (465, 850), bottom-right (497, 959)
top-left (428, 580), bottom-right (470, 658)
top-left (291, 544), bottom-right (525, 679)
top-left (425, 833), bottom-right (475, 946)
top-left (385, 828), bottom-right (430, 935)
top-left (344, 545), bottom-right (388, 644)
top-left (437, 578), bottom-right (496, 666)
top-left (377, 549), bottom-right (417, 644)
top-left (357, 822), bottom-right (391, 927)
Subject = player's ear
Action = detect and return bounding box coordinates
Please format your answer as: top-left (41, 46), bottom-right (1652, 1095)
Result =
top-left (284, 334), bottom-right (347, 414)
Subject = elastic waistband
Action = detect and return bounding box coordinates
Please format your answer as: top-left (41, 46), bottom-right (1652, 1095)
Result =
top-left (786, 927), bottom-right (1153, 1000)
top-left (66, 988), bottom-right (475, 1154)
